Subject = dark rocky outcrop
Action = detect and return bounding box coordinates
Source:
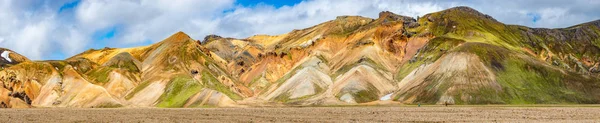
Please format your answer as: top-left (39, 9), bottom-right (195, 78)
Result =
top-left (202, 34), bottom-right (224, 44)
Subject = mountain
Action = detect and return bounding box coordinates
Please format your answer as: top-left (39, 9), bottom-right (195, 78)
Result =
top-left (1, 6), bottom-right (600, 108)
top-left (0, 48), bottom-right (29, 69)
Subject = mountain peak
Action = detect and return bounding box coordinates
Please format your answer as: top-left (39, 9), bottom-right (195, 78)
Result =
top-left (159, 31), bottom-right (193, 44)
top-left (334, 15), bottom-right (373, 21)
top-left (172, 31), bottom-right (191, 39)
top-left (0, 48), bottom-right (30, 66)
top-left (202, 34), bottom-right (223, 43)
top-left (441, 6), bottom-right (497, 21)
top-left (446, 6), bottom-right (479, 12)
top-left (378, 11), bottom-right (415, 22)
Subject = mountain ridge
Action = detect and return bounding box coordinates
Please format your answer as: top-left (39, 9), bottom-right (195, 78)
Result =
top-left (1, 6), bottom-right (600, 108)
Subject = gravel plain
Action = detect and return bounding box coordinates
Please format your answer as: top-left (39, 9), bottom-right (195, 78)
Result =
top-left (1, 106), bottom-right (600, 122)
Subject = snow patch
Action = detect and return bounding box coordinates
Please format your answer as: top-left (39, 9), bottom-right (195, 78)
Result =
top-left (1, 51), bottom-right (12, 62)
top-left (380, 93), bottom-right (393, 101)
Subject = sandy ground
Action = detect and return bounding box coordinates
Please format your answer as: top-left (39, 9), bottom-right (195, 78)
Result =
top-left (1, 106), bottom-right (600, 122)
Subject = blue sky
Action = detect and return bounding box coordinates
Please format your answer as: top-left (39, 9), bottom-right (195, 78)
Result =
top-left (237, 0), bottom-right (303, 8)
top-left (58, 0), bottom-right (81, 12)
top-left (0, 0), bottom-right (599, 60)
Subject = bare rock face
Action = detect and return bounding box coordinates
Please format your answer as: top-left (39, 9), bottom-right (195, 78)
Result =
top-left (202, 34), bottom-right (223, 44)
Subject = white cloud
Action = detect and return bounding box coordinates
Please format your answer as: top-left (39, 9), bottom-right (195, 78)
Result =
top-left (12, 20), bottom-right (52, 59)
top-left (211, 0), bottom-right (446, 38)
top-left (535, 8), bottom-right (569, 27)
top-left (0, 0), bottom-right (598, 60)
top-left (0, 0), bottom-right (57, 59)
top-left (75, 0), bottom-right (235, 45)
top-left (61, 27), bottom-right (87, 55)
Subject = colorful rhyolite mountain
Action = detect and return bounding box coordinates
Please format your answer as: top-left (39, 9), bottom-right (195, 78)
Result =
top-left (2, 7), bottom-right (600, 108)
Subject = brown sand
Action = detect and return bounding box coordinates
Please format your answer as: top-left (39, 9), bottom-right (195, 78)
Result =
top-left (1, 106), bottom-right (599, 122)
